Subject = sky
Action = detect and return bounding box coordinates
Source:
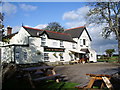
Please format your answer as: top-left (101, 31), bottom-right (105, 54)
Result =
top-left (1, 2), bottom-right (118, 55)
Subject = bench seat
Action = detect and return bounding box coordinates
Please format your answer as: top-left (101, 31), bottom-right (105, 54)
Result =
top-left (75, 83), bottom-right (88, 89)
top-left (22, 66), bottom-right (54, 71)
top-left (33, 74), bottom-right (61, 82)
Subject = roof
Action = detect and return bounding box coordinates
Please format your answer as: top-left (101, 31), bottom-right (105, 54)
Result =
top-left (80, 48), bottom-right (90, 53)
top-left (4, 32), bottom-right (18, 39)
top-left (23, 26), bottom-right (76, 43)
top-left (64, 26), bottom-right (92, 41)
top-left (69, 49), bottom-right (85, 54)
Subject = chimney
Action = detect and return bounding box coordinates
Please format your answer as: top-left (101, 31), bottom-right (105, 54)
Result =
top-left (7, 26), bottom-right (12, 35)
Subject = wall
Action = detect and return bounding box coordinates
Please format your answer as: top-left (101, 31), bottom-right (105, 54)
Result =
top-left (78, 30), bottom-right (91, 49)
top-left (15, 46), bottom-right (43, 64)
top-left (1, 46), bottom-right (14, 63)
top-left (88, 48), bottom-right (97, 62)
top-left (10, 27), bottom-right (30, 45)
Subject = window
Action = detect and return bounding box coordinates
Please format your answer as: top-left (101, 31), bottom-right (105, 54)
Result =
top-left (91, 54), bottom-right (93, 57)
top-left (72, 43), bottom-right (76, 49)
top-left (59, 53), bottom-right (64, 61)
top-left (60, 41), bottom-right (64, 47)
top-left (80, 39), bottom-right (83, 47)
top-left (44, 53), bottom-right (49, 62)
top-left (80, 39), bottom-right (82, 45)
top-left (41, 42), bottom-right (46, 46)
top-left (41, 38), bottom-right (46, 41)
top-left (83, 39), bottom-right (86, 45)
top-left (41, 34), bottom-right (46, 46)
top-left (24, 52), bottom-right (27, 60)
top-left (16, 52), bottom-right (20, 59)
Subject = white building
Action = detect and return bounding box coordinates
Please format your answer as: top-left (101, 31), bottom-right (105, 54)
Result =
top-left (1, 26), bottom-right (97, 64)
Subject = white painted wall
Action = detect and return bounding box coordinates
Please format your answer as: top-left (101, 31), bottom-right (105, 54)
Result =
top-left (10, 27), bottom-right (30, 44)
top-left (89, 48), bottom-right (97, 62)
top-left (78, 30), bottom-right (91, 49)
top-left (72, 29), bottom-right (97, 62)
top-left (1, 46), bottom-right (14, 63)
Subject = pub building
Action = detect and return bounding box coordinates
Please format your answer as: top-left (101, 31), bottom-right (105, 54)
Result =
top-left (1, 26), bottom-right (97, 64)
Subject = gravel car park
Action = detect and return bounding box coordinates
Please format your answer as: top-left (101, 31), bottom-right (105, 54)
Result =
top-left (55, 62), bottom-right (120, 85)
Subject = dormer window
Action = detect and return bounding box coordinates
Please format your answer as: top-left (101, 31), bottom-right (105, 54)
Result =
top-left (41, 34), bottom-right (46, 46)
top-left (37, 32), bottom-right (40, 36)
top-left (60, 41), bottom-right (64, 47)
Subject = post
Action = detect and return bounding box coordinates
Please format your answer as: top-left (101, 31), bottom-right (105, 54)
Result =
top-left (13, 46), bottom-right (16, 63)
top-left (51, 69), bottom-right (59, 83)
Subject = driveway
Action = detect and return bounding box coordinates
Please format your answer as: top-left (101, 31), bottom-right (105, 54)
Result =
top-left (55, 62), bottom-right (120, 84)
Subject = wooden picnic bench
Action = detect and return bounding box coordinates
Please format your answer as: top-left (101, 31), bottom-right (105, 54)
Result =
top-left (18, 65), bottom-right (62, 88)
top-left (75, 73), bottom-right (113, 89)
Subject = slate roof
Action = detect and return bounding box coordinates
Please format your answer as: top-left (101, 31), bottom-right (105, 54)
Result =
top-left (23, 26), bottom-right (44, 36)
top-left (4, 32), bottom-right (18, 39)
top-left (23, 26), bottom-right (76, 43)
top-left (64, 26), bottom-right (92, 41)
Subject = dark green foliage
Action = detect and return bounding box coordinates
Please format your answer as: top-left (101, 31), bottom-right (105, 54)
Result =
top-left (105, 49), bottom-right (115, 57)
top-left (44, 22), bottom-right (64, 33)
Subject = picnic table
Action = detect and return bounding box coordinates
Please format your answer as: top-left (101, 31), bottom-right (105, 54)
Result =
top-left (75, 73), bottom-right (113, 89)
top-left (18, 65), bottom-right (61, 88)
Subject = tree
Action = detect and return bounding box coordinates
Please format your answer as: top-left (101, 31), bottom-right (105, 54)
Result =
top-left (0, 1), bottom-right (5, 42)
top-left (0, 1), bottom-right (4, 29)
top-left (105, 49), bottom-right (115, 57)
top-left (44, 22), bottom-right (64, 32)
top-left (86, 2), bottom-right (120, 62)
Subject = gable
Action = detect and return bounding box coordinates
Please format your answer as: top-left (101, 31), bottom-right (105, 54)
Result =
top-left (80, 28), bottom-right (92, 41)
top-left (23, 26), bottom-right (44, 37)
top-left (10, 27), bottom-right (30, 44)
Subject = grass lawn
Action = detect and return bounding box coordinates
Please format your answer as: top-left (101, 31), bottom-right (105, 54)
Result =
top-left (3, 76), bottom-right (80, 89)
top-left (37, 80), bottom-right (79, 89)
top-left (97, 56), bottom-right (118, 63)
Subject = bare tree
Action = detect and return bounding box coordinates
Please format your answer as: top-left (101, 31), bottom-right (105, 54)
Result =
top-left (87, 2), bottom-right (120, 62)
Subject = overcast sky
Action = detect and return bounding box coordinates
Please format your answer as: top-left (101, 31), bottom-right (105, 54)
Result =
top-left (1, 2), bottom-right (118, 55)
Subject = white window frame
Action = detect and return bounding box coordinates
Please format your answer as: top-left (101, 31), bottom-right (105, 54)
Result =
top-left (16, 52), bottom-right (20, 59)
top-left (41, 34), bottom-right (46, 46)
top-left (44, 53), bottom-right (49, 62)
top-left (24, 52), bottom-right (27, 60)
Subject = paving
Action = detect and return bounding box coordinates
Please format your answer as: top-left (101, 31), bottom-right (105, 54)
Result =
top-left (55, 62), bottom-right (120, 85)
